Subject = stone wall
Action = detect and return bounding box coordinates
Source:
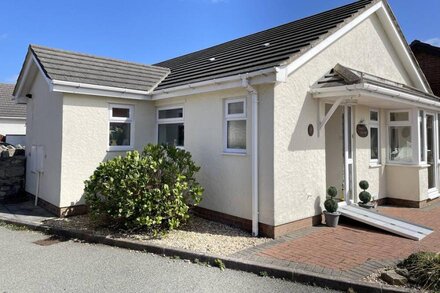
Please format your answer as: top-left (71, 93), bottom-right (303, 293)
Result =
top-left (0, 146), bottom-right (26, 200)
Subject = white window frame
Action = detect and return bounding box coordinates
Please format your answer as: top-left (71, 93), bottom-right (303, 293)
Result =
top-left (387, 110), bottom-right (414, 164)
top-left (224, 98), bottom-right (247, 154)
top-left (156, 105), bottom-right (184, 148)
top-left (108, 104), bottom-right (135, 152)
top-left (369, 109), bottom-right (380, 164)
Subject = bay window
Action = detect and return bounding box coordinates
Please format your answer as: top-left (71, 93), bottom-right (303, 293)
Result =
top-left (157, 107), bottom-right (184, 147)
top-left (224, 98), bottom-right (246, 153)
top-left (388, 111), bottom-right (412, 163)
top-left (109, 104), bottom-right (134, 151)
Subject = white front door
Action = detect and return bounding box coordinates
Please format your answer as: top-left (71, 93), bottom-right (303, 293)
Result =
top-left (426, 113), bottom-right (438, 196)
top-left (343, 105), bottom-right (355, 204)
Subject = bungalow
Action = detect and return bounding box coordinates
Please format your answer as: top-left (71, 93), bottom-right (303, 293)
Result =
top-left (13, 0), bottom-right (440, 238)
top-left (0, 83), bottom-right (26, 145)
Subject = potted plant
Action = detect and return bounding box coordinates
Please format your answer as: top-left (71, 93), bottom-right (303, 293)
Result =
top-left (323, 186), bottom-right (341, 227)
top-left (358, 180), bottom-right (374, 209)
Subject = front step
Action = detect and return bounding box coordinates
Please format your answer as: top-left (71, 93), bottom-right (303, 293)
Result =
top-left (339, 205), bottom-right (433, 241)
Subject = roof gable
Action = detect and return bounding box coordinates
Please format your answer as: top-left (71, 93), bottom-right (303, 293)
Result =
top-left (30, 45), bottom-right (170, 93)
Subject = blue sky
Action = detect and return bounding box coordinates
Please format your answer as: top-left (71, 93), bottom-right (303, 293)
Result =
top-left (0, 0), bottom-right (439, 83)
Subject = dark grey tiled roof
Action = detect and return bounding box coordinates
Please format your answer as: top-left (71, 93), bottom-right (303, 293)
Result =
top-left (313, 63), bottom-right (440, 101)
top-left (0, 83), bottom-right (26, 118)
top-left (154, 0), bottom-right (374, 90)
top-left (30, 45), bottom-right (170, 92)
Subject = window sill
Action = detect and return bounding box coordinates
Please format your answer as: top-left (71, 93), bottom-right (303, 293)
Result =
top-left (369, 163), bottom-right (382, 168)
top-left (107, 147), bottom-right (134, 152)
top-left (386, 163), bottom-right (430, 168)
top-left (221, 152), bottom-right (247, 157)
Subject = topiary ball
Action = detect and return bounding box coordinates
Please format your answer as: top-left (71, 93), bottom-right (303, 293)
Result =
top-left (359, 191), bottom-right (371, 204)
top-left (324, 198), bottom-right (338, 213)
top-left (327, 186), bottom-right (337, 198)
top-left (359, 180), bottom-right (369, 190)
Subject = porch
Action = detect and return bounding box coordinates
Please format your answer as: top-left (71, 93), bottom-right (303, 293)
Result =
top-left (312, 64), bottom-right (440, 206)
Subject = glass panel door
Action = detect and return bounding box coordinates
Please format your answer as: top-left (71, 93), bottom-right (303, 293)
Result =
top-left (343, 105), bottom-right (354, 204)
top-left (426, 114), bottom-right (437, 191)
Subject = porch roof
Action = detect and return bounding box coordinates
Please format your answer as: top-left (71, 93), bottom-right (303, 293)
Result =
top-left (310, 64), bottom-right (440, 110)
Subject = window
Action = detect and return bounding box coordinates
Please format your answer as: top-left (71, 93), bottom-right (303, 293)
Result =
top-left (388, 111), bottom-right (412, 163)
top-left (224, 98), bottom-right (246, 153)
top-left (157, 107), bottom-right (184, 147)
top-left (370, 110), bottom-right (380, 163)
top-left (109, 104), bottom-right (134, 151)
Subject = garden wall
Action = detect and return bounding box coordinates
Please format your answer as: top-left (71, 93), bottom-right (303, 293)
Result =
top-left (0, 146), bottom-right (26, 200)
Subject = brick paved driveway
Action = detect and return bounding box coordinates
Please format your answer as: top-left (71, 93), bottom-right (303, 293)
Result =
top-left (234, 201), bottom-right (440, 280)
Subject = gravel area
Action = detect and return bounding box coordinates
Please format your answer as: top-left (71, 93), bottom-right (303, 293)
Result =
top-left (363, 268), bottom-right (425, 292)
top-left (43, 215), bottom-right (270, 256)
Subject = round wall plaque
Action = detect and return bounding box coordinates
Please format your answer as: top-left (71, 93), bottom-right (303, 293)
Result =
top-left (308, 124), bottom-right (314, 136)
top-left (356, 124), bottom-right (368, 138)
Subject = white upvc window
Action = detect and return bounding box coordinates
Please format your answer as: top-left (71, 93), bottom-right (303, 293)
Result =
top-left (419, 110), bottom-right (426, 163)
top-left (387, 110), bottom-right (412, 163)
top-left (108, 104), bottom-right (134, 151)
top-left (157, 106), bottom-right (184, 147)
top-left (370, 109), bottom-right (380, 164)
top-left (224, 98), bottom-right (247, 153)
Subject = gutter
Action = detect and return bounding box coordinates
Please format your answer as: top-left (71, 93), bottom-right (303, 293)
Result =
top-left (241, 76), bottom-right (259, 237)
top-left (152, 68), bottom-right (276, 100)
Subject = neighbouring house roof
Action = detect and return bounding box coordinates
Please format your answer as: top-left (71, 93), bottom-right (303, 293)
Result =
top-left (0, 83), bottom-right (26, 118)
top-left (410, 40), bottom-right (440, 57)
top-left (29, 45), bottom-right (170, 92)
top-left (154, 0), bottom-right (374, 90)
top-left (313, 63), bottom-right (440, 102)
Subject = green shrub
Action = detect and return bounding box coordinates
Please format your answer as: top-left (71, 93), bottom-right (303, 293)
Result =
top-left (84, 144), bottom-right (204, 235)
top-left (359, 191), bottom-right (371, 204)
top-left (324, 186), bottom-right (338, 213)
top-left (359, 180), bottom-right (369, 190)
top-left (400, 252), bottom-right (440, 290)
top-left (358, 180), bottom-right (371, 204)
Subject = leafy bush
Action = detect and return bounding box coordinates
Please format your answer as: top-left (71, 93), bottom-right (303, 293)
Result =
top-left (358, 180), bottom-right (371, 204)
top-left (324, 186), bottom-right (338, 213)
top-left (400, 252), bottom-right (440, 290)
top-left (84, 144), bottom-right (204, 235)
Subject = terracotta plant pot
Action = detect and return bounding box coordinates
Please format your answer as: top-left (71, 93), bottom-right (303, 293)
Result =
top-left (323, 211), bottom-right (341, 227)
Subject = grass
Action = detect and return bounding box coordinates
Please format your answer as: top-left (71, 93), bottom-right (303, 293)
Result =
top-left (0, 221), bottom-right (32, 231)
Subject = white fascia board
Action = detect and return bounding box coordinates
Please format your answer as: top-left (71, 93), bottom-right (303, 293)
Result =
top-left (277, 1), bottom-right (383, 80)
top-left (14, 52), bottom-right (33, 100)
top-left (151, 68), bottom-right (276, 100)
top-left (375, 4), bottom-right (429, 92)
top-left (51, 80), bottom-right (151, 100)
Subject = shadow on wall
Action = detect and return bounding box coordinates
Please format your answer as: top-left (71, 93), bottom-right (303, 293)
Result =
top-left (314, 195), bottom-right (322, 216)
top-left (288, 92), bottom-right (323, 152)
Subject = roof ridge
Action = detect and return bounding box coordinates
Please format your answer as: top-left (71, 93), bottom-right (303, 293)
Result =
top-left (30, 44), bottom-right (170, 72)
top-left (154, 0), bottom-right (372, 66)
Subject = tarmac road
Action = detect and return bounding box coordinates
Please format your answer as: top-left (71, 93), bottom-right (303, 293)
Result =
top-left (0, 225), bottom-right (340, 293)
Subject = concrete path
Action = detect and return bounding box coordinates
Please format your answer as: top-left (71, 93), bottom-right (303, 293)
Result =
top-left (0, 225), bottom-right (339, 293)
top-left (0, 200), bottom-right (53, 224)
